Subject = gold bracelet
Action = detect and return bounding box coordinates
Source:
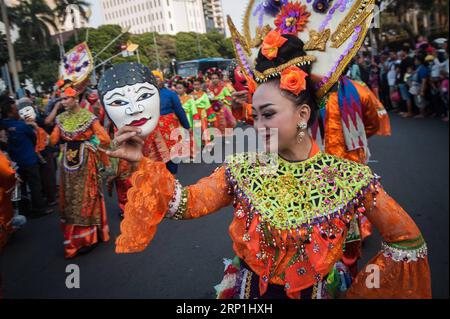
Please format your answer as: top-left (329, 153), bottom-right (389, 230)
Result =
top-left (171, 187), bottom-right (188, 220)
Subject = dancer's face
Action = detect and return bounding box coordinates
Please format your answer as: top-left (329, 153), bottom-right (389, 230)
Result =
top-left (193, 81), bottom-right (202, 91)
top-left (211, 74), bottom-right (220, 86)
top-left (175, 84), bottom-right (186, 96)
top-left (61, 94), bottom-right (77, 110)
top-left (252, 81), bottom-right (311, 153)
top-left (102, 82), bottom-right (160, 137)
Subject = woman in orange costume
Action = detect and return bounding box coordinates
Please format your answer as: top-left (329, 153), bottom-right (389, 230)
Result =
top-left (0, 150), bottom-right (16, 299)
top-left (0, 151), bottom-right (16, 252)
top-left (49, 87), bottom-right (111, 258)
top-left (108, 34), bottom-right (430, 299)
top-left (206, 68), bottom-right (236, 140)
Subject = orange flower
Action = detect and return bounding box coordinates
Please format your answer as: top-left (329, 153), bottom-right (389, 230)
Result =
top-left (245, 74), bottom-right (258, 94)
top-left (56, 79), bottom-right (65, 88)
top-left (261, 30), bottom-right (288, 60)
top-left (280, 66), bottom-right (308, 96)
top-left (63, 87), bottom-right (77, 97)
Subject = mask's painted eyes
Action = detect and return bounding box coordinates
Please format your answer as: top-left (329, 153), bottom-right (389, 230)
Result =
top-left (137, 92), bottom-right (155, 101)
top-left (109, 100), bottom-right (129, 107)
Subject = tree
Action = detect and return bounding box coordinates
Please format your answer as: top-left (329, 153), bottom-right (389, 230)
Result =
top-left (54, 0), bottom-right (90, 41)
top-left (54, 0), bottom-right (90, 23)
top-left (8, 0), bottom-right (57, 49)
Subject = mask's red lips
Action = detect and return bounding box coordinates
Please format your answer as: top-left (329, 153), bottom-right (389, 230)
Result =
top-left (128, 117), bottom-right (151, 127)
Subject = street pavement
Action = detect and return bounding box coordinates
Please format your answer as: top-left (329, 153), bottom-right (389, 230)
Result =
top-left (1, 113), bottom-right (448, 298)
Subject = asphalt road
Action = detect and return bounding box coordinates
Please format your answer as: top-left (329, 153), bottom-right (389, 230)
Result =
top-left (1, 113), bottom-right (448, 298)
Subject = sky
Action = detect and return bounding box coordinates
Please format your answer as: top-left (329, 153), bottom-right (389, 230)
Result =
top-left (88, 0), bottom-right (247, 37)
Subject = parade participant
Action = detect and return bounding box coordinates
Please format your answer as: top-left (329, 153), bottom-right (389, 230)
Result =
top-left (17, 98), bottom-right (57, 207)
top-left (81, 90), bottom-right (106, 126)
top-left (137, 69), bottom-right (189, 174)
top-left (0, 150), bottom-right (16, 299)
top-left (0, 96), bottom-right (51, 218)
top-left (192, 77), bottom-right (214, 146)
top-left (17, 99), bottom-right (49, 165)
top-left (227, 0), bottom-right (391, 268)
top-left (228, 61), bottom-right (254, 125)
top-left (109, 0), bottom-right (429, 299)
top-left (0, 150), bottom-right (16, 251)
top-left (108, 31), bottom-right (431, 299)
top-left (206, 67), bottom-right (236, 142)
top-left (49, 86), bottom-right (111, 259)
top-left (175, 80), bottom-right (199, 157)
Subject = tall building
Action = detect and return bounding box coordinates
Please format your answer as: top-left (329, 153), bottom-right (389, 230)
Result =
top-left (101, 0), bottom-right (207, 35)
top-left (202, 0), bottom-right (224, 34)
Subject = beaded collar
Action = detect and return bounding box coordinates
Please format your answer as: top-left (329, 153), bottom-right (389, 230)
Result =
top-left (56, 108), bottom-right (97, 139)
top-left (225, 151), bottom-right (379, 231)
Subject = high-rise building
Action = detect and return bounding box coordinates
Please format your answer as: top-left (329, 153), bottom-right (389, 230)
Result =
top-left (101, 0), bottom-right (207, 35)
top-left (202, 0), bottom-right (224, 34)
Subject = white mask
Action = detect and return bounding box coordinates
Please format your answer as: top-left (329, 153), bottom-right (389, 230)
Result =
top-left (102, 82), bottom-right (160, 137)
top-left (18, 106), bottom-right (36, 121)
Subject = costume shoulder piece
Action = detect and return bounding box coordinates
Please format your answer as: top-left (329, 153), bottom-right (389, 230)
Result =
top-left (225, 151), bottom-right (379, 230)
top-left (56, 108), bottom-right (97, 138)
top-left (228, 0), bottom-right (376, 98)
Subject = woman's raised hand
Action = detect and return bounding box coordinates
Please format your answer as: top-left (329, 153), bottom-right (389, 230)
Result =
top-left (104, 126), bottom-right (145, 163)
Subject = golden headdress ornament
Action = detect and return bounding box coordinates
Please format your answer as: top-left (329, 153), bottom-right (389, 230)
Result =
top-left (228, 0), bottom-right (376, 98)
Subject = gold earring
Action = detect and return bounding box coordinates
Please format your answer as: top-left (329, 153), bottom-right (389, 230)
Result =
top-left (297, 122), bottom-right (307, 144)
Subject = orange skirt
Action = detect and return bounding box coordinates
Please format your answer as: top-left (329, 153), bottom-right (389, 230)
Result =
top-left (59, 144), bottom-right (109, 258)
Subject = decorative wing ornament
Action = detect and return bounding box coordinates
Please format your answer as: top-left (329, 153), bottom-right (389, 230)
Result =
top-left (227, 0), bottom-right (376, 98)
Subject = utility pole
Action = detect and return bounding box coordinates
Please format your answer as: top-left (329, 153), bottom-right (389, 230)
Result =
top-left (1, 0), bottom-right (20, 95)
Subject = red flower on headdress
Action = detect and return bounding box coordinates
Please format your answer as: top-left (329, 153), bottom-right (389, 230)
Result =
top-left (274, 2), bottom-right (311, 35)
top-left (261, 30), bottom-right (288, 60)
top-left (280, 66), bottom-right (308, 95)
top-left (63, 87), bottom-right (77, 97)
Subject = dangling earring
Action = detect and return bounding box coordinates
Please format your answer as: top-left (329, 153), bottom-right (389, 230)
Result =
top-left (297, 122), bottom-right (307, 144)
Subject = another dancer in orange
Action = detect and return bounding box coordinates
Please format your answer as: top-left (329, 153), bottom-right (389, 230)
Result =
top-left (0, 150), bottom-right (16, 251)
top-left (206, 68), bottom-right (236, 142)
top-left (49, 87), bottom-right (111, 258)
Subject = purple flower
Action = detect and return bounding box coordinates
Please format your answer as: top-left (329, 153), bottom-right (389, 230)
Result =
top-left (263, 0), bottom-right (288, 17)
top-left (313, 0), bottom-right (333, 14)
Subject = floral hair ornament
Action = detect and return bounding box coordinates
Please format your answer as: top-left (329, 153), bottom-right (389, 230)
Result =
top-left (262, 30), bottom-right (288, 60)
top-left (274, 1), bottom-right (311, 35)
top-left (280, 65), bottom-right (308, 96)
top-left (63, 87), bottom-right (77, 97)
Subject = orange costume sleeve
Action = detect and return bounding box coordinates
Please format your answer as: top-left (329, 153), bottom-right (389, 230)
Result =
top-left (91, 120), bottom-right (111, 147)
top-left (49, 125), bottom-right (61, 146)
top-left (35, 127), bottom-right (49, 153)
top-left (346, 189), bottom-right (431, 299)
top-left (116, 158), bottom-right (232, 253)
top-left (90, 120), bottom-right (111, 167)
top-left (0, 151), bottom-right (16, 251)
